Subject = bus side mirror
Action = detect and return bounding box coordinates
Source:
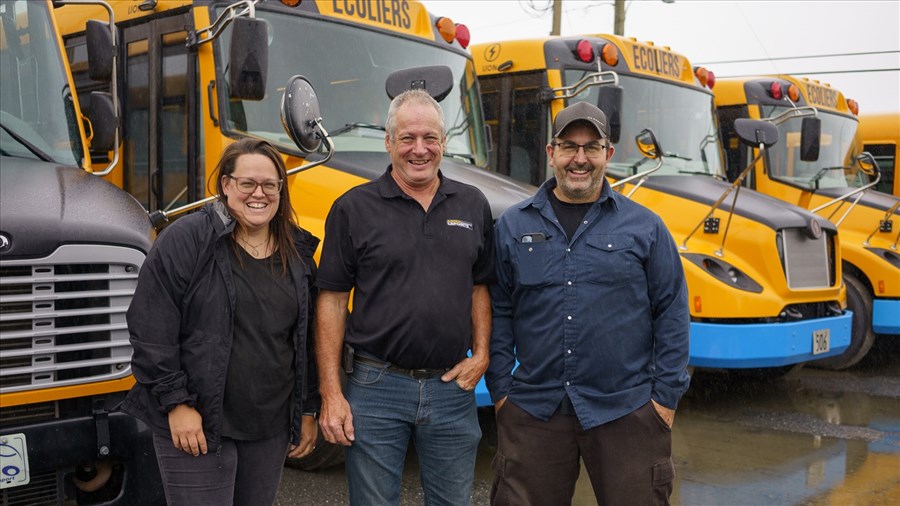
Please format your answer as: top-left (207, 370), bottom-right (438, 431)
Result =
top-left (86, 20), bottom-right (113, 82)
top-left (856, 152), bottom-right (879, 177)
top-left (636, 128), bottom-right (661, 160)
top-left (800, 116), bottom-right (821, 162)
top-left (281, 75), bottom-right (323, 153)
top-left (229, 17), bottom-right (268, 100)
top-left (597, 85), bottom-right (623, 144)
top-left (385, 65), bottom-right (453, 102)
top-left (734, 118), bottom-right (778, 147)
top-left (88, 92), bottom-right (116, 152)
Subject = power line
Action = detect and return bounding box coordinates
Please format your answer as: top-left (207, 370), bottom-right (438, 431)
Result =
top-left (716, 68), bottom-right (900, 78)
top-left (699, 50), bottom-right (900, 65)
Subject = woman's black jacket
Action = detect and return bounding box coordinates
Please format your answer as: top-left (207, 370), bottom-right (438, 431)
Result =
top-left (121, 202), bottom-right (321, 446)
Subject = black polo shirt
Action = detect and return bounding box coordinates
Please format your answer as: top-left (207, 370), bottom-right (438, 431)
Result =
top-left (317, 166), bottom-right (495, 369)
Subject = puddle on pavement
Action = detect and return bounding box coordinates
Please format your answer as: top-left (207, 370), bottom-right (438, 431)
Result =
top-left (474, 344), bottom-right (900, 506)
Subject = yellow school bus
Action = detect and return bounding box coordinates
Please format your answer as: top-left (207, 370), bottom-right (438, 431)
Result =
top-left (55, 0), bottom-right (535, 469)
top-left (0, 0), bottom-right (159, 504)
top-left (859, 113), bottom-right (899, 196)
top-left (714, 76), bottom-right (900, 369)
top-left (472, 35), bottom-right (853, 373)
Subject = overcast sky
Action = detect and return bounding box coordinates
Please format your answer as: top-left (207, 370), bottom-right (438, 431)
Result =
top-left (422, 0), bottom-right (900, 115)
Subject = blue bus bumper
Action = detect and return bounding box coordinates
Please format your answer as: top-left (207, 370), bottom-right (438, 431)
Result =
top-left (872, 299), bottom-right (900, 334)
top-left (475, 382), bottom-right (493, 407)
top-left (689, 312), bottom-right (853, 368)
top-left (474, 312), bottom-right (854, 406)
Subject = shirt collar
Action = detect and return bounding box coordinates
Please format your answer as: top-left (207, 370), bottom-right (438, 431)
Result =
top-left (520, 177), bottom-right (619, 212)
top-left (376, 165), bottom-right (458, 200)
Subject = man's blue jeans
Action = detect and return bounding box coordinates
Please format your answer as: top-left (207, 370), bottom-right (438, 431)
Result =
top-left (345, 361), bottom-right (481, 506)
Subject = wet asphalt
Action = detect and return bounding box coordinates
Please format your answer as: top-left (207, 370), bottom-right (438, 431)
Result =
top-left (275, 338), bottom-right (900, 505)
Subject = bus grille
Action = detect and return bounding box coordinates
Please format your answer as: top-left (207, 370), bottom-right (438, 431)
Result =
top-left (780, 228), bottom-right (833, 289)
top-left (0, 469), bottom-right (60, 506)
top-left (0, 245), bottom-right (145, 394)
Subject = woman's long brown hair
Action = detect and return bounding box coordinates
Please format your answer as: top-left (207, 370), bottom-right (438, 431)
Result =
top-left (213, 138), bottom-right (300, 275)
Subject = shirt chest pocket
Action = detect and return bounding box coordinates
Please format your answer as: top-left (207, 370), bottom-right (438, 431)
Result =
top-left (514, 240), bottom-right (553, 287)
top-left (583, 234), bottom-right (638, 287)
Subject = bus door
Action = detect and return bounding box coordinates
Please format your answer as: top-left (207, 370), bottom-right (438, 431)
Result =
top-left (480, 71), bottom-right (548, 186)
top-left (120, 12), bottom-right (199, 213)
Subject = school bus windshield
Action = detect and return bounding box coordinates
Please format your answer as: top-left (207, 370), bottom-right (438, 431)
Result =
top-left (0, 0), bottom-right (82, 166)
top-left (760, 105), bottom-right (865, 189)
top-left (216, 9), bottom-right (487, 166)
top-left (563, 71), bottom-right (724, 180)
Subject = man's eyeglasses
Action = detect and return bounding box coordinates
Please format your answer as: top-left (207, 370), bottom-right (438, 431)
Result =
top-left (552, 140), bottom-right (607, 158)
top-left (226, 175), bottom-right (283, 196)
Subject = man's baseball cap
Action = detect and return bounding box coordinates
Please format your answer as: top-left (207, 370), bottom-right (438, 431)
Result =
top-left (552, 101), bottom-right (609, 139)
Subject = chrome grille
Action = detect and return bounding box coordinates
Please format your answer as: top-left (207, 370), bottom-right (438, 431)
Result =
top-left (0, 245), bottom-right (145, 394)
top-left (780, 228), bottom-right (832, 289)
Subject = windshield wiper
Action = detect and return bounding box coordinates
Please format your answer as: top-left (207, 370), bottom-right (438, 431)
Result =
top-left (0, 121), bottom-right (54, 162)
top-left (329, 122), bottom-right (386, 137)
top-left (808, 166), bottom-right (844, 189)
top-left (678, 170), bottom-right (725, 180)
top-left (663, 152), bottom-right (692, 161)
top-left (627, 157), bottom-right (650, 175)
top-left (443, 151), bottom-right (475, 163)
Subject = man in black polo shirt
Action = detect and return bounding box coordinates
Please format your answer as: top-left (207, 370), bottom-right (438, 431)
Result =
top-left (315, 89), bottom-right (494, 505)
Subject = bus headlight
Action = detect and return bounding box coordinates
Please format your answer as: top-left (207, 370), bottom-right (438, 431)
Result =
top-left (683, 253), bottom-right (763, 293)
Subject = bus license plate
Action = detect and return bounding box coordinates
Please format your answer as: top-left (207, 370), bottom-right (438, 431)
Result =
top-left (812, 329), bottom-right (830, 355)
top-left (0, 433), bottom-right (30, 489)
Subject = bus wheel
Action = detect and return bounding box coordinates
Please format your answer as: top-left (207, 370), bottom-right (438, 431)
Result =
top-left (284, 431), bottom-right (345, 471)
top-left (814, 274), bottom-right (875, 370)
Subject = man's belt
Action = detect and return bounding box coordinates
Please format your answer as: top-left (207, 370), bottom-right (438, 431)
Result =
top-left (353, 354), bottom-right (448, 380)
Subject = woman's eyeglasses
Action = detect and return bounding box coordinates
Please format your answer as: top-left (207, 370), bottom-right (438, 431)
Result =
top-left (226, 175), bottom-right (283, 196)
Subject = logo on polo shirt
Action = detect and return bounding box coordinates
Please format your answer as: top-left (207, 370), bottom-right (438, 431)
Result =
top-left (447, 219), bottom-right (474, 230)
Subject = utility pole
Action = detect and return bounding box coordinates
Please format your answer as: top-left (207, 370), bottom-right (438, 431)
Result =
top-left (614, 0), bottom-right (625, 35)
top-left (551, 0), bottom-right (562, 35)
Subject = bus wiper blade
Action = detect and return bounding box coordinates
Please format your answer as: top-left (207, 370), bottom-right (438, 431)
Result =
top-left (678, 170), bottom-right (725, 180)
top-left (627, 157), bottom-right (649, 175)
top-left (0, 121), bottom-right (54, 162)
top-left (330, 122), bottom-right (386, 137)
top-left (808, 166), bottom-right (843, 189)
top-left (443, 151), bottom-right (475, 163)
top-left (664, 152), bottom-right (692, 161)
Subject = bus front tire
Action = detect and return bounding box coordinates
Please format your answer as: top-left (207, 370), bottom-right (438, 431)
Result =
top-left (813, 273), bottom-right (875, 370)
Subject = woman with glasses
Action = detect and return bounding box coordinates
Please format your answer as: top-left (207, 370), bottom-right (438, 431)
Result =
top-left (122, 138), bottom-right (320, 505)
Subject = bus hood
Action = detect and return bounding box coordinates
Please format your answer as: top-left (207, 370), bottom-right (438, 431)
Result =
top-left (815, 187), bottom-right (899, 213)
top-left (313, 152), bottom-right (537, 219)
top-left (0, 156), bottom-right (154, 259)
top-left (641, 176), bottom-right (837, 233)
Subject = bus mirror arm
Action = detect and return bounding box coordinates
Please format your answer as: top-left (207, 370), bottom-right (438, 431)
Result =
top-left (56, 0), bottom-right (120, 176)
top-left (766, 106), bottom-right (817, 127)
top-left (145, 126), bottom-right (334, 231)
top-left (548, 71), bottom-right (619, 101)
top-left (188, 0), bottom-right (258, 49)
top-left (811, 152), bottom-right (882, 227)
top-left (763, 106), bottom-right (821, 162)
top-left (147, 76), bottom-right (332, 231)
top-left (681, 141), bottom-right (769, 253)
top-left (286, 119), bottom-right (334, 178)
top-left (864, 200), bottom-right (900, 247)
top-left (611, 128), bottom-right (662, 196)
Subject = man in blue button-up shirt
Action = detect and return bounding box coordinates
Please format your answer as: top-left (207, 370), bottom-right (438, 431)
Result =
top-left (486, 101), bottom-right (690, 506)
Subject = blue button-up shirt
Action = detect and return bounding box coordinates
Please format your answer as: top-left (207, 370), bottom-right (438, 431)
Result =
top-left (486, 178), bottom-right (690, 430)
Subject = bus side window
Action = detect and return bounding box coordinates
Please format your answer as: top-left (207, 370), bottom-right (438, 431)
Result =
top-left (865, 143), bottom-right (895, 194)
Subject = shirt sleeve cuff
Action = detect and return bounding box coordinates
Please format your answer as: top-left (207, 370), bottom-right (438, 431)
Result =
top-left (157, 389), bottom-right (197, 414)
top-left (652, 383), bottom-right (683, 410)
